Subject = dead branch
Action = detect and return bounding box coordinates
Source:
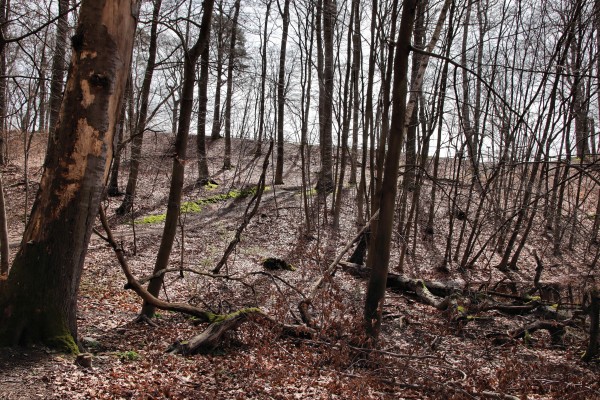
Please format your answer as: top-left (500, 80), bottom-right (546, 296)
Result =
top-left (97, 207), bottom-right (215, 322)
top-left (212, 140), bottom-right (273, 274)
top-left (298, 210), bottom-right (379, 325)
top-left (510, 320), bottom-right (566, 344)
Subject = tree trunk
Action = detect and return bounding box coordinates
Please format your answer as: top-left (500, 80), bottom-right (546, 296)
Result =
top-left (316, 0), bottom-right (335, 193)
top-left (0, 0), bottom-right (138, 351)
top-left (222, 0), bottom-right (241, 170)
top-left (0, 171), bottom-right (8, 275)
top-left (364, 0), bottom-right (416, 340)
top-left (255, 1), bottom-right (271, 157)
top-left (141, 0), bottom-right (214, 318)
top-left (47, 0), bottom-right (70, 139)
top-left (333, 1), bottom-right (355, 229)
top-left (348, 0), bottom-right (360, 185)
top-left (0, 0), bottom-right (8, 165)
top-left (107, 80), bottom-right (129, 197)
top-left (116, 0), bottom-right (162, 215)
top-left (274, 0), bottom-right (290, 185)
top-left (210, 1), bottom-right (225, 140)
top-left (196, 38), bottom-right (211, 184)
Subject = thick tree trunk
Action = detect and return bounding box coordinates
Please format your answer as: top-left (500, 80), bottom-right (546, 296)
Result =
top-left (316, 0), bottom-right (335, 193)
top-left (0, 0), bottom-right (138, 351)
top-left (364, 0), bottom-right (416, 340)
top-left (141, 0), bottom-right (214, 318)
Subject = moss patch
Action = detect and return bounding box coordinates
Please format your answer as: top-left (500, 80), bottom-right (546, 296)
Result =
top-left (207, 307), bottom-right (262, 324)
top-left (46, 333), bottom-right (79, 354)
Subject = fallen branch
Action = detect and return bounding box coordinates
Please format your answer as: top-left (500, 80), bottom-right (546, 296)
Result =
top-left (98, 207), bottom-right (216, 322)
top-left (169, 308), bottom-right (260, 354)
top-left (509, 320), bottom-right (566, 345)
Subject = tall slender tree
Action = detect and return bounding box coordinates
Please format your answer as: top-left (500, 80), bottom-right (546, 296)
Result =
top-left (364, 0), bottom-right (417, 340)
top-left (141, 0), bottom-right (215, 318)
top-left (116, 0), bottom-right (163, 215)
top-left (274, 0), bottom-right (290, 184)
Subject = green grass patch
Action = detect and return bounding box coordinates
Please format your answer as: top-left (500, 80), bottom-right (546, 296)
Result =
top-left (135, 186), bottom-right (270, 224)
top-left (117, 350), bottom-right (140, 361)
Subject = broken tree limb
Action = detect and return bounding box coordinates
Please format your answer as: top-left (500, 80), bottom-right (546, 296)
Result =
top-left (582, 289), bottom-right (599, 362)
top-left (98, 206), bottom-right (315, 350)
top-left (339, 261), bottom-right (463, 298)
top-left (98, 207), bottom-right (216, 322)
top-left (171, 308), bottom-right (259, 354)
top-left (509, 320), bottom-right (566, 345)
top-left (298, 210), bottom-right (379, 325)
top-left (212, 140), bottom-right (273, 274)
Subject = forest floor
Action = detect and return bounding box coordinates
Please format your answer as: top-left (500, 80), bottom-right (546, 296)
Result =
top-left (1, 132), bottom-right (599, 399)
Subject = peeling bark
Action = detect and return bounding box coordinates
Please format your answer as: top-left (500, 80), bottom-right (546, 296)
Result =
top-left (0, 0), bottom-right (138, 351)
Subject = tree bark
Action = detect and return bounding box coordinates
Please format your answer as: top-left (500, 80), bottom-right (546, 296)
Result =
top-left (116, 0), bottom-right (162, 215)
top-left (47, 0), bottom-right (70, 139)
top-left (0, 171), bottom-right (8, 275)
top-left (364, 0), bottom-right (416, 340)
top-left (254, 1), bottom-right (271, 157)
top-left (141, 0), bottom-right (214, 318)
top-left (0, 0), bottom-right (138, 351)
top-left (0, 0), bottom-right (8, 164)
top-left (316, 0), bottom-right (335, 193)
top-left (196, 37), bottom-right (211, 183)
top-left (222, 0), bottom-right (241, 170)
top-left (274, 0), bottom-right (290, 185)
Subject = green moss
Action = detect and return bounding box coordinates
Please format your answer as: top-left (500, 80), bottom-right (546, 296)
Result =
top-left (205, 182), bottom-right (219, 190)
top-left (137, 214), bottom-right (167, 224)
top-left (207, 307), bottom-right (262, 324)
top-left (181, 201), bottom-right (202, 213)
top-left (523, 330), bottom-right (532, 345)
top-left (117, 350), bottom-right (140, 361)
top-left (46, 334), bottom-right (79, 354)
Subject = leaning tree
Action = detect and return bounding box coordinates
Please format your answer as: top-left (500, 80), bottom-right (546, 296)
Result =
top-left (0, 0), bottom-right (138, 352)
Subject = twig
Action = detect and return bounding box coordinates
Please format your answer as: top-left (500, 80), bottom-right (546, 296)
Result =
top-left (298, 210), bottom-right (379, 325)
top-left (212, 140), bottom-right (273, 274)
